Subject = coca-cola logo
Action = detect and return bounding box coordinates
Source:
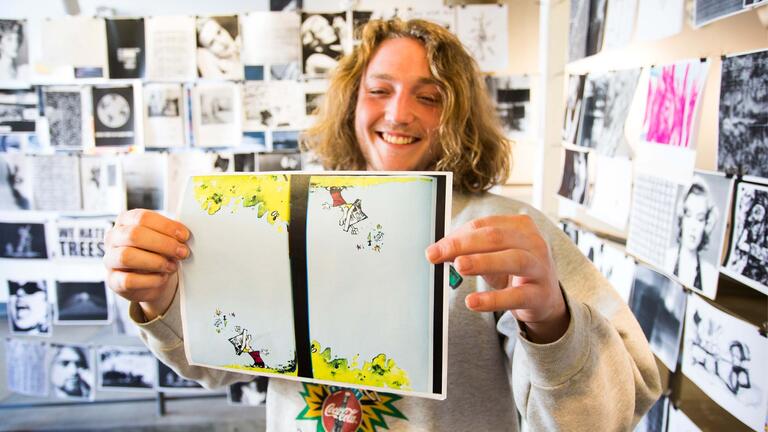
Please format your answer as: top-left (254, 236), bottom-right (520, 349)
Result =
top-left (321, 390), bottom-right (362, 432)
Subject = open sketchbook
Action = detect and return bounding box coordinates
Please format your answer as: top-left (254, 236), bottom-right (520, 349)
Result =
top-left (179, 172), bottom-right (451, 399)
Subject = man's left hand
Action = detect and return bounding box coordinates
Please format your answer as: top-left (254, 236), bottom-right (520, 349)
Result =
top-left (426, 215), bottom-right (570, 344)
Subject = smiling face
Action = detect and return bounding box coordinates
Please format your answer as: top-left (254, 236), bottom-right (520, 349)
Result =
top-left (354, 37), bottom-right (442, 172)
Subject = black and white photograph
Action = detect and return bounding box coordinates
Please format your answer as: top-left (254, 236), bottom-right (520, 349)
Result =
top-left (0, 88), bottom-right (37, 132)
top-left (43, 87), bottom-right (84, 150)
top-left (717, 49), bottom-right (768, 179)
top-left (31, 154), bottom-right (82, 211)
top-left (156, 360), bottom-right (206, 392)
top-left (694, 0), bottom-right (745, 27)
top-left (626, 174), bottom-right (682, 271)
top-left (196, 15), bottom-right (242, 80)
top-left (0, 152), bottom-right (32, 210)
top-left (48, 343), bottom-right (94, 400)
top-left (301, 12), bottom-right (347, 78)
top-left (723, 181), bottom-right (768, 295)
top-left (585, 0), bottom-right (608, 58)
top-left (270, 0), bottom-right (301, 11)
top-left (106, 18), bottom-right (145, 79)
top-left (144, 83), bottom-right (185, 148)
top-left (270, 130), bottom-right (300, 151)
top-left (234, 152), bottom-right (256, 172)
top-left (484, 75), bottom-right (530, 137)
top-left (93, 85), bottom-right (136, 148)
top-left (80, 155), bottom-right (125, 213)
top-left (592, 241), bottom-right (636, 303)
top-left (228, 377), bottom-right (268, 406)
top-left (7, 280), bottom-right (51, 336)
top-left (0, 19), bottom-right (29, 82)
top-left (145, 15), bottom-right (197, 81)
top-left (5, 338), bottom-right (48, 397)
top-left (257, 150), bottom-right (301, 171)
top-left (0, 221), bottom-right (48, 259)
top-left (577, 68), bottom-right (640, 157)
top-left (193, 83), bottom-right (241, 148)
top-left (98, 346), bottom-right (156, 391)
top-left (243, 81), bottom-right (304, 131)
top-left (563, 74), bottom-right (586, 144)
top-left (568, 0), bottom-right (590, 62)
top-left (122, 152), bottom-right (166, 211)
top-left (744, 0), bottom-right (768, 5)
top-left (557, 148), bottom-right (589, 205)
top-left (54, 280), bottom-right (110, 324)
top-left (456, 4), bottom-right (509, 72)
top-left (200, 88), bottom-right (235, 125)
top-left (664, 172), bottom-right (733, 299)
top-left (681, 293), bottom-right (768, 431)
top-left (628, 265), bottom-right (687, 372)
top-left (634, 395), bottom-right (668, 432)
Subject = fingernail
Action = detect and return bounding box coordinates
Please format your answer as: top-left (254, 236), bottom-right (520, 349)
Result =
top-left (426, 244), bottom-right (440, 262)
top-left (167, 261), bottom-right (178, 272)
top-left (465, 294), bottom-right (480, 309)
top-left (175, 229), bottom-right (189, 241)
top-left (177, 246), bottom-right (188, 259)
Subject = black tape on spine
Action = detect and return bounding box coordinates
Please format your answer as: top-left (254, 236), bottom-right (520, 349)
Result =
top-left (288, 174), bottom-right (312, 378)
top-left (432, 175), bottom-right (447, 394)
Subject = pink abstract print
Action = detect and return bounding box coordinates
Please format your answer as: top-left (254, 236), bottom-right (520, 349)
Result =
top-left (642, 61), bottom-right (708, 148)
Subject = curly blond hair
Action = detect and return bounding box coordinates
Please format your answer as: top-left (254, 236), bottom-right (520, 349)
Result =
top-left (301, 19), bottom-right (511, 193)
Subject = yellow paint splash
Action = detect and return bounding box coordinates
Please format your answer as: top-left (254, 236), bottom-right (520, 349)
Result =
top-left (222, 363), bottom-right (299, 376)
top-left (310, 175), bottom-right (432, 189)
top-left (310, 340), bottom-right (411, 390)
top-left (193, 175), bottom-right (290, 226)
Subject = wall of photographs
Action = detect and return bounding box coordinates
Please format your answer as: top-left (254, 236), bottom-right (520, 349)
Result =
top-left (0, 0), bottom-right (524, 416)
top-left (558, 1), bottom-right (768, 431)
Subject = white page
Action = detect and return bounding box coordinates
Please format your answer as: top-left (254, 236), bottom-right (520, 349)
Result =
top-left (682, 294), bottom-right (768, 431)
top-left (33, 17), bottom-right (108, 80)
top-left (164, 151), bottom-right (225, 215)
top-left (52, 217), bottom-right (112, 261)
top-left (456, 4), bottom-right (508, 73)
top-left (79, 155), bottom-right (125, 214)
top-left (5, 338), bottom-right (49, 397)
top-left (306, 176), bottom-right (437, 394)
top-left (602, 0), bottom-right (637, 50)
top-left (192, 82), bottom-right (242, 148)
top-left (242, 81), bottom-right (305, 131)
top-left (588, 155), bottom-right (632, 230)
top-left (145, 16), bottom-right (197, 81)
top-left (241, 12), bottom-right (301, 67)
top-left (635, 0), bottom-right (684, 42)
top-left (31, 154), bottom-right (81, 211)
top-left (144, 83), bottom-right (185, 148)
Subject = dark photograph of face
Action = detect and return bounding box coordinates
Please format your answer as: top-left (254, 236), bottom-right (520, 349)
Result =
top-left (7, 280), bottom-right (51, 336)
top-left (49, 344), bottom-right (94, 400)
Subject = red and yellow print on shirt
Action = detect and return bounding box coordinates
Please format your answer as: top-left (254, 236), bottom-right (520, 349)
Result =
top-left (298, 384), bottom-right (407, 432)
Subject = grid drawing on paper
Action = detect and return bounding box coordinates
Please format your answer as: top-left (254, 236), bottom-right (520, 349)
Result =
top-left (627, 174), bottom-right (680, 267)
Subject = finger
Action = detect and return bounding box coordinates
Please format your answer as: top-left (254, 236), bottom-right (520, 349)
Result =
top-left (107, 270), bottom-right (171, 303)
top-left (104, 246), bottom-right (177, 274)
top-left (115, 209), bottom-right (190, 242)
top-left (427, 220), bottom-right (545, 264)
top-left (107, 225), bottom-right (189, 260)
top-left (454, 249), bottom-right (544, 280)
top-left (464, 284), bottom-right (538, 312)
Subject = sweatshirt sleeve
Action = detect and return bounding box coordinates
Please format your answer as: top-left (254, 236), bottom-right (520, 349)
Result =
top-left (129, 287), bottom-right (253, 390)
top-left (498, 210), bottom-right (662, 430)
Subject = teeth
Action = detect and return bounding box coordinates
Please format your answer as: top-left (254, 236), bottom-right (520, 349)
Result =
top-left (382, 132), bottom-right (416, 145)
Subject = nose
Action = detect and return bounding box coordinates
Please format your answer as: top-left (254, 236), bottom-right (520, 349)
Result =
top-left (384, 91), bottom-right (415, 125)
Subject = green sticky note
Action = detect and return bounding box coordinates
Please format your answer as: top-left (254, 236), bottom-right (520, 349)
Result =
top-left (449, 265), bottom-right (463, 289)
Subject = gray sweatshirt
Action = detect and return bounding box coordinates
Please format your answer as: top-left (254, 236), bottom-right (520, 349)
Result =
top-left (131, 192), bottom-right (661, 431)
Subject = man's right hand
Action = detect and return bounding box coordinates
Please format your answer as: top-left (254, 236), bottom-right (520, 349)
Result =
top-left (104, 209), bottom-right (191, 320)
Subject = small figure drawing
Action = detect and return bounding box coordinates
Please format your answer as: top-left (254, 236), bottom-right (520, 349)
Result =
top-left (228, 328), bottom-right (268, 368)
top-left (6, 225), bottom-right (37, 258)
top-left (323, 186), bottom-right (385, 252)
top-left (689, 311), bottom-right (754, 398)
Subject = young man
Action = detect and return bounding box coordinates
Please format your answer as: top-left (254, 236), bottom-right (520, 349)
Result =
top-left (104, 19), bottom-right (660, 430)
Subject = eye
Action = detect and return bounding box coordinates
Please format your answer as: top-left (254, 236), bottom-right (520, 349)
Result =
top-left (367, 88), bottom-right (389, 96)
top-left (418, 94), bottom-right (441, 105)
